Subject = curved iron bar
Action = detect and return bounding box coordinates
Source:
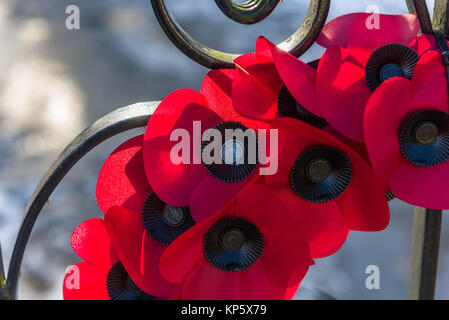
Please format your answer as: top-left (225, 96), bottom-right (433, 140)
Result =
top-left (214, 0), bottom-right (280, 25)
top-left (0, 244), bottom-right (7, 300)
top-left (4, 101), bottom-right (159, 299)
top-left (406, 0), bottom-right (433, 34)
top-left (150, 0), bottom-right (330, 69)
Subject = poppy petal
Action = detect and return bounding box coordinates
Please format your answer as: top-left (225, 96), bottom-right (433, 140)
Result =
top-left (412, 50), bottom-right (449, 113)
top-left (316, 46), bottom-right (371, 141)
top-left (232, 53), bottom-right (281, 121)
top-left (364, 77), bottom-right (414, 185)
top-left (63, 262), bottom-right (109, 300)
top-left (325, 126), bottom-right (371, 163)
top-left (182, 260), bottom-right (301, 300)
top-left (189, 173), bottom-right (259, 223)
top-left (409, 33), bottom-right (438, 56)
top-left (335, 148), bottom-right (390, 231)
top-left (104, 206), bottom-right (180, 297)
top-left (257, 37), bottom-right (322, 117)
top-left (264, 118), bottom-right (321, 186)
top-left (317, 13), bottom-right (419, 50)
top-left (143, 89), bottom-right (222, 206)
top-left (390, 160), bottom-right (449, 209)
top-left (70, 218), bottom-right (117, 267)
top-left (271, 185), bottom-right (349, 258)
top-left (268, 118), bottom-right (389, 231)
top-left (97, 135), bottom-right (151, 214)
top-left (159, 213), bottom-right (223, 284)
top-left (233, 184), bottom-right (311, 287)
top-left (201, 69), bottom-right (269, 130)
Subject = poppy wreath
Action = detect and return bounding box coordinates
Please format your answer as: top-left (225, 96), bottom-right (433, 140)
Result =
top-left (63, 11), bottom-right (449, 300)
top-left (63, 218), bottom-right (179, 300)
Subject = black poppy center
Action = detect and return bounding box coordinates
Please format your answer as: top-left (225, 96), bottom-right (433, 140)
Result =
top-left (162, 205), bottom-right (186, 227)
top-left (306, 158), bottom-right (332, 183)
top-left (221, 139), bottom-right (245, 165)
top-left (379, 63), bottom-right (405, 82)
top-left (219, 228), bottom-right (246, 251)
top-left (142, 192), bottom-right (195, 245)
top-left (400, 109), bottom-right (449, 167)
top-left (365, 43), bottom-right (419, 91)
top-left (106, 262), bottom-right (155, 300)
top-left (413, 121), bottom-right (439, 145)
top-left (290, 146), bottom-right (352, 203)
top-left (201, 121), bottom-right (258, 183)
top-left (277, 86), bottom-right (328, 129)
top-left (204, 218), bottom-right (263, 272)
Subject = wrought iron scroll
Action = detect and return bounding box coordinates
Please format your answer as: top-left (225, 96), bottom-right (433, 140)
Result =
top-left (214, 0), bottom-right (281, 25)
top-left (1, 102), bottom-right (159, 299)
top-left (150, 0), bottom-right (330, 69)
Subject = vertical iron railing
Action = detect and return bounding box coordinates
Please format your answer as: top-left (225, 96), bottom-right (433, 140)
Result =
top-left (406, 0), bottom-right (449, 300)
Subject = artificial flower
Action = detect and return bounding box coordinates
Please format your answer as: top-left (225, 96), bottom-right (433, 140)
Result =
top-left (232, 36), bottom-right (369, 161)
top-left (232, 39), bottom-right (327, 129)
top-left (144, 67), bottom-right (357, 259)
top-left (143, 69), bottom-right (269, 223)
top-left (263, 117), bottom-right (389, 240)
top-left (159, 184), bottom-right (309, 300)
top-left (266, 13), bottom-right (445, 142)
top-left (96, 135), bottom-right (184, 297)
top-left (364, 50), bottom-right (449, 209)
top-left (63, 218), bottom-right (177, 300)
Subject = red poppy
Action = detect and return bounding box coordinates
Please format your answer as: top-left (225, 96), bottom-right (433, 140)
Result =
top-left (63, 218), bottom-right (179, 300)
top-left (263, 117), bottom-right (389, 239)
top-left (143, 69), bottom-right (269, 223)
top-left (264, 13), bottom-right (444, 142)
top-left (159, 184), bottom-right (310, 300)
top-left (96, 135), bottom-right (182, 297)
top-left (364, 50), bottom-right (449, 209)
top-left (232, 37), bottom-right (370, 162)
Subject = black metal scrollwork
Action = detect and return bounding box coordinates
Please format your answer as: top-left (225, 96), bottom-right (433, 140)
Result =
top-left (150, 0), bottom-right (331, 69)
top-left (3, 102), bottom-right (158, 299)
top-left (214, 0), bottom-right (281, 25)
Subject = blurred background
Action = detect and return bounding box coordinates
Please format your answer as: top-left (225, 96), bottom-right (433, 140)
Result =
top-left (0, 0), bottom-right (447, 300)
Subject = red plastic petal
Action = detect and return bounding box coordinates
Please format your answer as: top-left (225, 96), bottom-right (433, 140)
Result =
top-left (189, 172), bottom-right (259, 223)
top-left (317, 13), bottom-right (419, 50)
top-left (182, 260), bottom-right (302, 300)
top-left (364, 77), bottom-right (414, 185)
top-left (232, 53), bottom-right (281, 121)
top-left (159, 213), bottom-right (223, 284)
top-left (335, 149), bottom-right (390, 231)
top-left (316, 46), bottom-right (371, 141)
top-left (264, 118), bottom-right (321, 186)
top-left (233, 184), bottom-right (311, 287)
top-left (412, 51), bottom-right (449, 113)
top-left (63, 262), bottom-right (109, 300)
top-left (390, 160), bottom-right (449, 209)
top-left (70, 218), bottom-right (117, 268)
top-left (257, 37), bottom-right (323, 117)
top-left (201, 69), bottom-right (269, 130)
top-left (272, 185), bottom-right (349, 258)
top-left (97, 135), bottom-right (151, 214)
top-left (143, 88), bottom-right (222, 206)
top-left (325, 126), bottom-right (371, 163)
top-left (104, 206), bottom-right (180, 297)
top-left (269, 118), bottom-right (389, 231)
top-left (409, 33), bottom-right (439, 56)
